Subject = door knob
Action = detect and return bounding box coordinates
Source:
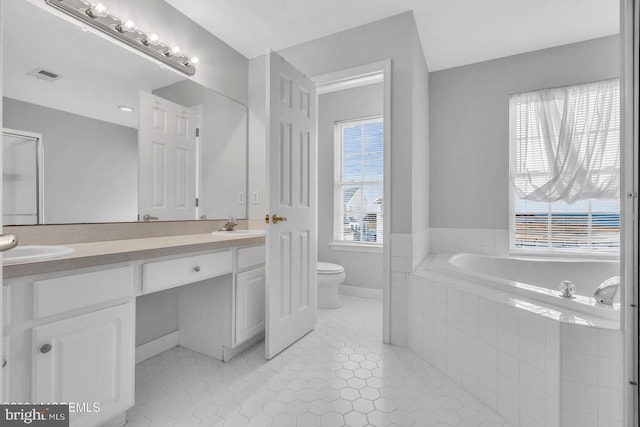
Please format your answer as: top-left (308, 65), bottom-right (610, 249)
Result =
top-left (265, 214), bottom-right (270, 224)
top-left (0, 234), bottom-right (18, 253)
top-left (272, 214), bottom-right (288, 224)
top-left (143, 214), bottom-right (159, 222)
top-left (40, 343), bottom-right (52, 354)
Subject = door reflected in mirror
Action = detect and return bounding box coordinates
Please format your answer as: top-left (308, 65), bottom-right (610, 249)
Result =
top-left (1, 0), bottom-right (247, 225)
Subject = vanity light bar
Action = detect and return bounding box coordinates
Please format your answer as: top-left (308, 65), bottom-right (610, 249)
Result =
top-left (44, 0), bottom-right (197, 76)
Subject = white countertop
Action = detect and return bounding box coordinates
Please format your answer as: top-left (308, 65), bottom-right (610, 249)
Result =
top-left (3, 233), bottom-right (265, 279)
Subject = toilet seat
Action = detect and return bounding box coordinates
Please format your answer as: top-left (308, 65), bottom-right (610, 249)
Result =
top-left (318, 262), bottom-right (345, 275)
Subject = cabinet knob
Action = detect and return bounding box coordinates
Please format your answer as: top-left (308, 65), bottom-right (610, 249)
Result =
top-left (194, 266), bottom-right (201, 272)
top-left (40, 343), bottom-right (52, 354)
top-left (2, 359), bottom-right (6, 368)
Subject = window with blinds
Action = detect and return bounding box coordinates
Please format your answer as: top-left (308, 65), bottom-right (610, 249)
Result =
top-left (334, 116), bottom-right (384, 245)
top-left (510, 80), bottom-right (620, 255)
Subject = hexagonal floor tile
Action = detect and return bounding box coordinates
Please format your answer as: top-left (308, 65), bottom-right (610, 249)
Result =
top-left (129, 296), bottom-right (512, 427)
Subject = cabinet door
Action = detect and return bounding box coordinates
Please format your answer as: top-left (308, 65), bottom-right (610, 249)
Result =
top-left (32, 303), bottom-right (134, 427)
top-left (236, 268), bottom-right (265, 346)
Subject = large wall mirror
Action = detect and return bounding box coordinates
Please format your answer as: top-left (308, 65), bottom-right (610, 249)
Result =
top-left (2, 0), bottom-right (247, 225)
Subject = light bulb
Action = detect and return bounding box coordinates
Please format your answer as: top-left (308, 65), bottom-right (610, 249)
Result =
top-left (165, 45), bottom-right (180, 57)
top-left (87, 2), bottom-right (109, 18)
top-left (117, 20), bottom-right (136, 33)
top-left (144, 33), bottom-right (160, 46)
top-left (184, 57), bottom-right (199, 67)
top-left (117, 105), bottom-right (135, 113)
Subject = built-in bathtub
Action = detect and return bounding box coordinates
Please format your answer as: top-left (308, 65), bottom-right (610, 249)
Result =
top-left (421, 253), bottom-right (620, 323)
top-left (408, 253), bottom-right (624, 427)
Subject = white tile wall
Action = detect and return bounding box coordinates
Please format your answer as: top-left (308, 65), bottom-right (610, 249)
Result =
top-left (389, 229), bottom-right (431, 347)
top-left (430, 227), bottom-right (509, 256)
top-left (390, 233), bottom-right (412, 347)
top-left (408, 273), bottom-right (623, 427)
top-left (561, 325), bottom-right (624, 427)
top-left (412, 228), bottom-right (430, 270)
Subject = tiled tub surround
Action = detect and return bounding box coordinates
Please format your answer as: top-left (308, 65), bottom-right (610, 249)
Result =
top-left (409, 260), bottom-right (623, 427)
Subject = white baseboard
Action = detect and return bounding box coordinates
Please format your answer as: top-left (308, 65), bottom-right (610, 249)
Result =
top-left (135, 331), bottom-right (179, 364)
top-left (223, 334), bottom-right (264, 362)
top-left (339, 284), bottom-right (383, 300)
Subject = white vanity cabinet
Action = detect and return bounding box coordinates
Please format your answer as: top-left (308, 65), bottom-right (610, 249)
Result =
top-left (3, 264), bottom-right (135, 427)
top-left (235, 246), bottom-right (266, 346)
top-left (235, 267), bottom-right (266, 345)
top-left (32, 303), bottom-right (134, 427)
top-left (173, 244), bottom-right (265, 361)
top-left (2, 237), bottom-right (265, 427)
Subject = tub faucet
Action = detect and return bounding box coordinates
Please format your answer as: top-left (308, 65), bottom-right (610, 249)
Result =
top-left (594, 276), bottom-right (620, 305)
top-left (219, 217), bottom-right (238, 231)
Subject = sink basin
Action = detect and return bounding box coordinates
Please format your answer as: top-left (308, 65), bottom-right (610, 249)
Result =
top-left (212, 230), bottom-right (265, 237)
top-left (3, 245), bottom-right (76, 265)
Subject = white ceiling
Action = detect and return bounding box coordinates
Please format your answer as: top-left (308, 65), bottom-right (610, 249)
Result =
top-left (165, 0), bottom-right (619, 71)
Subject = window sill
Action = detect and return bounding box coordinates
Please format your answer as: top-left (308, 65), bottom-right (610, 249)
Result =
top-left (329, 242), bottom-right (383, 254)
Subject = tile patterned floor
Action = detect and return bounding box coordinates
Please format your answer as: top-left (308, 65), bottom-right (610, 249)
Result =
top-left (127, 296), bottom-right (513, 427)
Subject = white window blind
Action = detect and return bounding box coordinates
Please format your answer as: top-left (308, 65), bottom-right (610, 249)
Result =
top-left (509, 80), bottom-right (620, 254)
top-left (334, 116), bottom-right (384, 245)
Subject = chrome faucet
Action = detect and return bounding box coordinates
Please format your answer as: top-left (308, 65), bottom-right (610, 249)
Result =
top-left (594, 276), bottom-right (620, 305)
top-left (219, 217), bottom-right (238, 231)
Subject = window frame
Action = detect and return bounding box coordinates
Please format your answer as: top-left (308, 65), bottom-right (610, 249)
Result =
top-left (508, 191), bottom-right (620, 259)
top-left (332, 115), bottom-right (384, 250)
top-left (508, 81), bottom-right (621, 258)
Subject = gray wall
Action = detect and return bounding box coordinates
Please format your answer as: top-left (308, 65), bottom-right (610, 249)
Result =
top-left (318, 83), bottom-right (384, 290)
top-left (429, 35), bottom-right (620, 229)
top-left (136, 288), bottom-right (179, 346)
top-left (411, 25), bottom-right (430, 235)
top-left (3, 97), bottom-right (138, 224)
top-left (247, 57), bottom-right (267, 221)
top-left (278, 12), bottom-right (420, 235)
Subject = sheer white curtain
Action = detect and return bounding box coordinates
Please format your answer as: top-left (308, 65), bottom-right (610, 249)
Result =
top-left (510, 79), bottom-right (620, 204)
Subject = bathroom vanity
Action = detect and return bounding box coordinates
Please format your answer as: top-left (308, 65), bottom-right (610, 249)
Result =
top-left (2, 232), bottom-right (265, 427)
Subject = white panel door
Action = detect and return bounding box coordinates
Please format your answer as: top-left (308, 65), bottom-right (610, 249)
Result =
top-left (139, 91), bottom-right (197, 221)
top-left (32, 303), bottom-right (134, 427)
top-left (265, 52), bottom-right (317, 359)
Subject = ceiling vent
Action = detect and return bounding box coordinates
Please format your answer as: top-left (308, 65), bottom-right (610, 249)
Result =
top-left (27, 68), bottom-right (63, 82)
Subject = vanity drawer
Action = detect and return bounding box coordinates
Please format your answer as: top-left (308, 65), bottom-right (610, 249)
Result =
top-left (143, 251), bottom-right (232, 294)
top-left (237, 246), bottom-right (265, 270)
top-left (33, 266), bottom-right (134, 319)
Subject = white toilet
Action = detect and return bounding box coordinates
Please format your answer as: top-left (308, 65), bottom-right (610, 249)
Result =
top-left (317, 262), bottom-right (345, 308)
